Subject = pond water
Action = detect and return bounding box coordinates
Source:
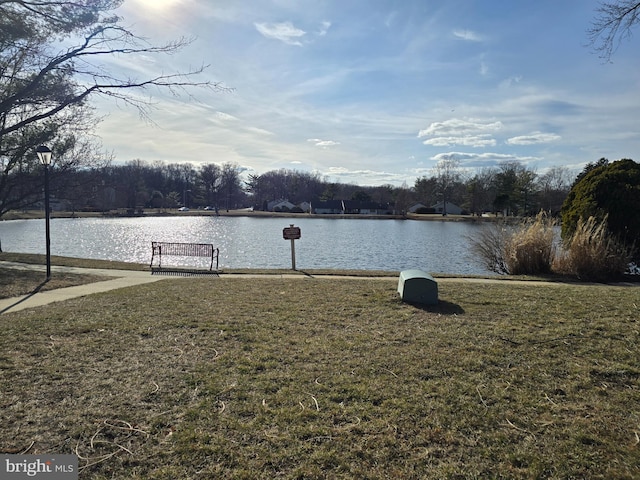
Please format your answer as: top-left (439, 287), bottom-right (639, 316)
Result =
top-left (0, 216), bottom-right (491, 275)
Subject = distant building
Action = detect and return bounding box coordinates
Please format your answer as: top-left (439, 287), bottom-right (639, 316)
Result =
top-left (311, 200), bottom-right (344, 214)
top-left (311, 200), bottom-right (394, 215)
top-left (267, 199), bottom-right (296, 211)
top-left (342, 200), bottom-right (393, 215)
top-left (298, 201), bottom-right (311, 213)
top-left (408, 203), bottom-right (428, 213)
top-left (431, 201), bottom-right (463, 215)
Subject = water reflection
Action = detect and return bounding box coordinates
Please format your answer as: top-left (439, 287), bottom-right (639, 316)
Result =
top-left (0, 216), bottom-right (489, 275)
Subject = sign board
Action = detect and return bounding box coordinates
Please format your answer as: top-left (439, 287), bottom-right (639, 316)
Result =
top-left (283, 226), bottom-right (301, 240)
top-left (283, 224), bottom-right (301, 270)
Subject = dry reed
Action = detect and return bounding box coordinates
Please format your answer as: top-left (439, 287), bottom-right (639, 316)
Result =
top-left (553, 215), bottom-right (632, 281)
top-left (504, 212), bottom-right (556, 275)
top-left (471, 212), bottom-right (556, 275)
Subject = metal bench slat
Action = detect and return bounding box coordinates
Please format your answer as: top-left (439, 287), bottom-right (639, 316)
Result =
top-left (150, 242), bottom-right (219, 271)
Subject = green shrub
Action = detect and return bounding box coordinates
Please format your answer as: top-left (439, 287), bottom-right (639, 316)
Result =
top-left (561, 159), bottom-right (640, 261)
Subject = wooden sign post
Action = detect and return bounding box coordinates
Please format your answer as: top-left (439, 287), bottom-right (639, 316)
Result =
top-left (282, 224), bottom-right (301, 270)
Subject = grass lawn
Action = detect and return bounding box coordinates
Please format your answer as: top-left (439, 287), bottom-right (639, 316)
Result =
top-left (1, 277), bottom-right (639, 479)
top-left (0, 252), bottom-right (144, 299)
top-left (0, 267), bottom-right (113, 299)
top-left (0, 252), bottom-right (149, 272)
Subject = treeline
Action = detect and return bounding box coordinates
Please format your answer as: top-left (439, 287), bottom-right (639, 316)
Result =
top-left (26, 158), bottom-right (576, 216)
top-left (55, 160), bottom-right (246, 213)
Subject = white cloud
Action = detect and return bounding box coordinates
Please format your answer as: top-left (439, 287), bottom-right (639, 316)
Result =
top-left (326, 166), bottom-right (407, 186)
top-left (453, 29), bottom-right (483, 42)
top-left (308, 138), bottom-right (340, 147)
top-left (431, 151), bottom-right (539, 167)
top-left (318, 21), bottom-right (331, 36)
top-left (97, 2), bottom-right (640, 188)
top-left (214, 111), bottom-right (238, 121)
top-left (422, 135), bottom-right (496, 148)
top-left (246, 126), bottom-right (274, 136)
top-left (506, 132), bottom-right (562, 145)
top-left (327, 166), bottom-right (351, 174)
top-left (254, 21), bottom-right (306, 46)
top-left (418, 118), bottom-right (503, 138)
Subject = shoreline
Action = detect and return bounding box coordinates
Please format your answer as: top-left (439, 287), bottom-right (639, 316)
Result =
top-left (1, 209), bottom-right (498, 222)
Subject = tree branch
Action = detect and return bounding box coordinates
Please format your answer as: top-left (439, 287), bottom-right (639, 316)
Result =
top-left (0, 24), bottom-right (218, 138)
top-left (588, 1), bottom-right (640, 60)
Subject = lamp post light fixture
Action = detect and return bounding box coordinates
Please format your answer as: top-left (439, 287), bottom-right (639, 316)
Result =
top-left (36, 145), bottom-right (52, 279)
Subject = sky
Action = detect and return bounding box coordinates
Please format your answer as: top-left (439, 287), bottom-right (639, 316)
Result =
top-left (91, 0), bottom-right (640, 186)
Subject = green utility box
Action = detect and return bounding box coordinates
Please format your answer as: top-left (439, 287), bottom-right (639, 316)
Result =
top-left (397, 269), bottom-right (438, 305)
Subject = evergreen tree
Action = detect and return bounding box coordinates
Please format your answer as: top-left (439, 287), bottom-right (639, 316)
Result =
top-left (561, 159), bottom-right (640, 258)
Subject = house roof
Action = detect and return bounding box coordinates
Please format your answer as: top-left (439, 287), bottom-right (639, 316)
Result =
top-left (311, 200), bottom-right (343, 209)
top-left (342, 200), bottom-right (390, 210)
top-left (267, 199), bottom-right (295, 209)
top-left (311, 199), bottom-right (393, 212)
top-left (431, 201), bottom-right (461, 209)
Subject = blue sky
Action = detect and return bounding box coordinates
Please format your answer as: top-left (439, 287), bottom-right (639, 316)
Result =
top-left (94, 0), bottom-right (639, 186)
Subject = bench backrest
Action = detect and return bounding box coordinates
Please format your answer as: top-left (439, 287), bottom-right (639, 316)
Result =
top-left (151, 242), bottom-right (215, 257)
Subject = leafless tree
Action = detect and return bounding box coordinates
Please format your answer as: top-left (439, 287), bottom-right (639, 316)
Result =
top-left (433, 158), bottom-right (461, 215)
top-left (0, 0), bottom-right (222, 217)
top-left (588, 1), bottom-right (640, 60)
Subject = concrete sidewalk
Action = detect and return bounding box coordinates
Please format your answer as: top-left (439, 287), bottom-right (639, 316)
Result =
top-left (0, 261), bottom-right (172, 314)
top-left (0, 262), bottom-right (344, 314)
top-left (2, 261), bottom-right (635, 315)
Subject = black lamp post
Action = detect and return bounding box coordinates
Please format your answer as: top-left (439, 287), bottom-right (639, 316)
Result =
top-left (36, 145), bottom-right (52, 279)
top-left (183, 188), bottom-right (191, 208)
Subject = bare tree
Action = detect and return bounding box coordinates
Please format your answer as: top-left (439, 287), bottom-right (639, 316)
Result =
top-left (588, 1), bottom-right (640, 60)
top-left (200, 163), bottom-right (222, 209)
top-left (220, 162), bottom-right (243, 211)
top-left (0, 0), bottom-right (221, 217)
top-left (433, 158), bottom-right (461, 215)
top-left (466, 168), bottom-right (496, 216)
top-left (537, 166), bottom-right (572, 214)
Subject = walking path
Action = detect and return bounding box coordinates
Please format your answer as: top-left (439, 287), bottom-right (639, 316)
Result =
top-left (1, 261), bottom-right (636, 314)
top-left (0, 261), bottom-right (356, 314)
top-left (0, 262), bottom-right (168, 314)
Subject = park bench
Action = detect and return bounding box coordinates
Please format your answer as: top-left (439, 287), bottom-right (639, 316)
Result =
top-left (150, 241), bottom-right (219, 273)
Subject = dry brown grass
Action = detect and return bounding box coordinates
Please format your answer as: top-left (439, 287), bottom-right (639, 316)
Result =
top-left (0, 252), bottom-right (148, 271)
top-left (471, 213), bottom-right (637, 282)
top-left (554, 216), bottom-right (633, 281)
top-left (470, 213), bottom-right (556, 276)
top-left (0, 267), bottom-right (111, 299)
top-left (504, 212), bottom-right (556, 275)
top-left (1, 277), bottom-right (639, 478)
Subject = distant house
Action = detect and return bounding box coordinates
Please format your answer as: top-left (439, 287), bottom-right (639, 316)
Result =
top-left (311, 200), bottom-right (394, 215)
top-left (431, 201), bottom-right (463, 215)
top-left (408, 203), bottom-right (428, 213)
top-left (267, 199), bottom-right (296, 211)
top-left (311, 200), bottom-right (344, 214)
top-left (299, 201), bottom-right (311, 213)
top-left (342, 200), bottom-right (394, 215)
